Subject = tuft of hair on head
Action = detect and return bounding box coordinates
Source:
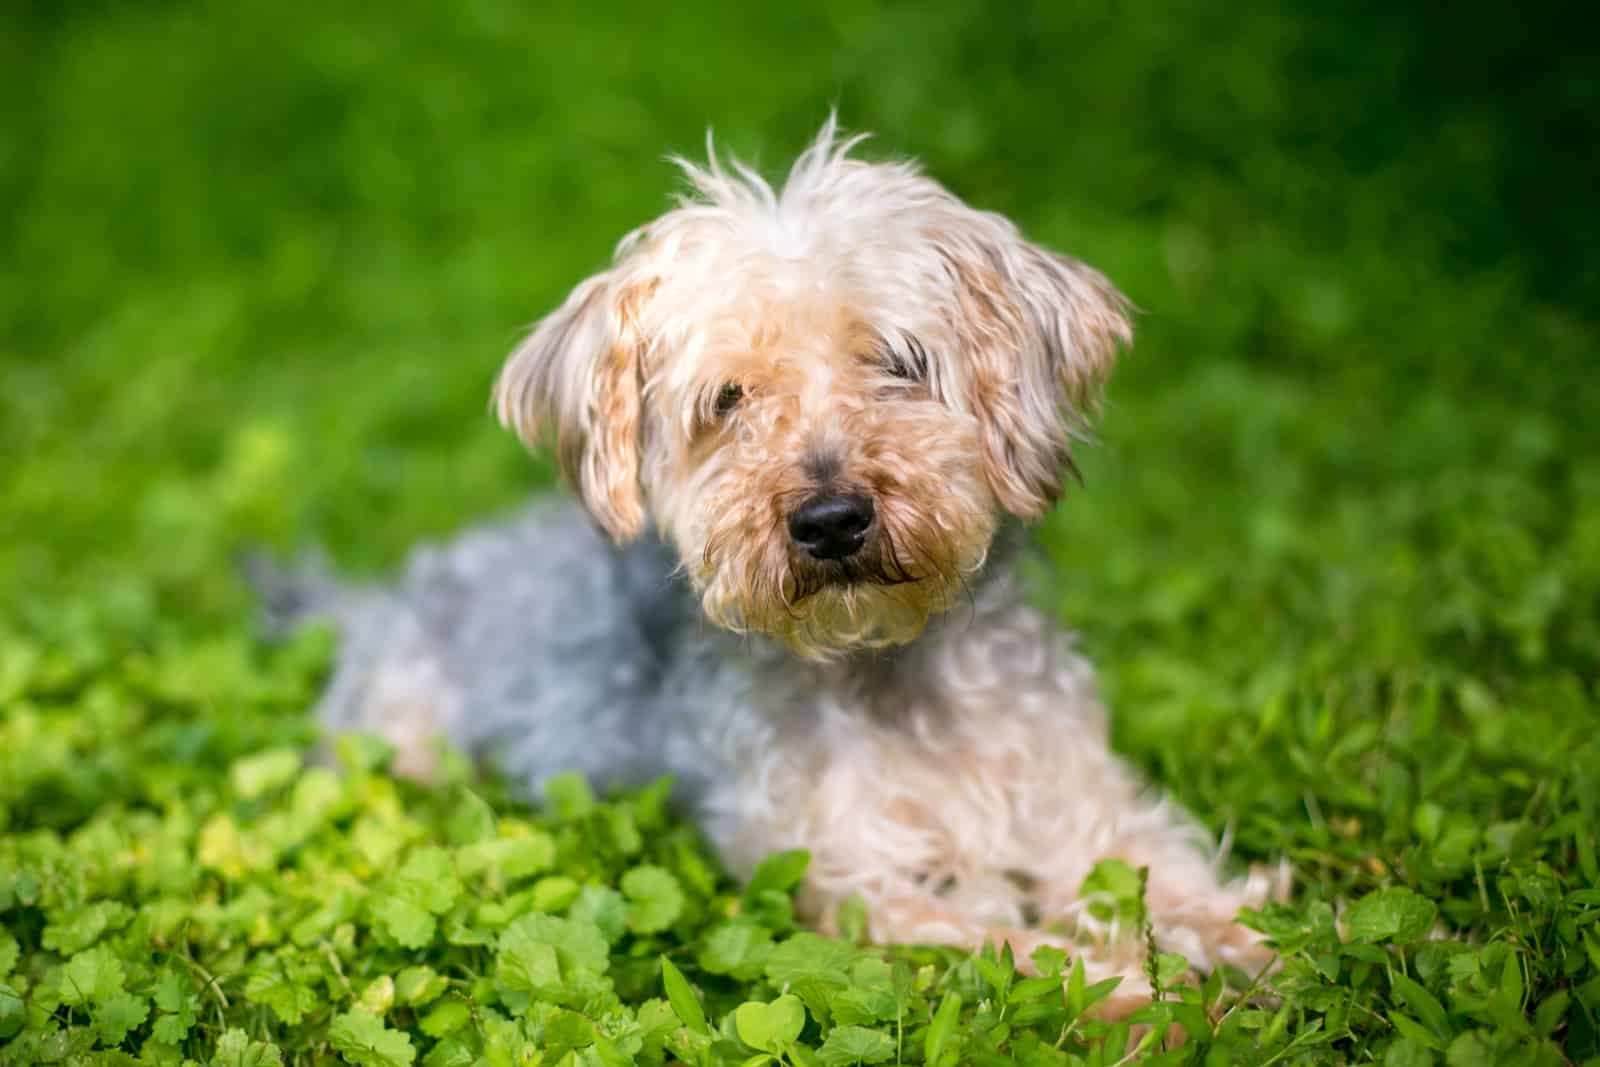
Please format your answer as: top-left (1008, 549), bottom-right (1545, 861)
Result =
top-left (667, 111), bottom-right (873, 215)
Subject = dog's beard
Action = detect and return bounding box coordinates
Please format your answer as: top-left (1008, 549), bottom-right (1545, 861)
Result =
top-left (699, 513), bottom-right (973, 660)
top-left (781, 523), bottom-right (923, 605)
top-left (786, 579), bottom-right (957, 657)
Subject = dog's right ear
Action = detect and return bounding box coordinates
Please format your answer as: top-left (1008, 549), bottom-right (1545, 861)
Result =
top-left (493, 267), bottom-right (657, 543)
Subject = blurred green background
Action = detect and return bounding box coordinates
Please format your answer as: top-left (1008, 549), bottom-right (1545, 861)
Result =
top-left (2, 0), bottom-right (1596, 799)
top-left (4, 8), bottom-right (1598, 1057)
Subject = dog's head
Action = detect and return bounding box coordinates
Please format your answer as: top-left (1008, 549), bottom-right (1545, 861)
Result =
top-left (495, 119), bottom-right (1131, 659)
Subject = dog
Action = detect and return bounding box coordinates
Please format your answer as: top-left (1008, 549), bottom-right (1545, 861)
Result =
top-left (266, 118), bottom-right (1285, 1009)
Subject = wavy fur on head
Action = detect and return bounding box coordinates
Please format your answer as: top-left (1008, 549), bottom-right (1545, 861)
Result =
top-left (494, 116), bottom-right (1131, 659)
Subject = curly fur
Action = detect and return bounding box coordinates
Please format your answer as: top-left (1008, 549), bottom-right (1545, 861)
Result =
top-left (268, 118), bottom-right (1286, 1015)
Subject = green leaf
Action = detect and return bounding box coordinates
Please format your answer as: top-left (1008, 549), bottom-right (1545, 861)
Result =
top-left (421, 1034), bottom-right (478, 1067)
top-left (456, 834), bottom-right (555, 881)
top-left (153, 1010), bottom-right (195, 1045)
top-left (446, 786), bottom-right (498, 843)
top-left (925, 992), bottom-right (962, 1066)
top-left (335, 733), bottom-right (395, 775)
top-left (60, 945), bottom-right (124, 1006)
top-left (765, 933), bottom-right (855, 988)
top-left (698, 921), bottom-right (775, 980)
top-left (544, 773), bottom-right (595, 819)
top-left (1346, 887), bottom-right (1439, 944)
top-left (42, 901), bottom-right (129, 955)
top-left (622, 865), bottom-right (685, 933)
top-left (1487, 949), bottom-right (1527, 1033)
top-left (0, 983), bottom-right (25, 1041)
top-left (420, 999), bottom-right (472, 1039)
top-left (212, 1027), bottom-right (285, 1067)
top-left (1154, 953), bottom-right (1189, 988)
top-left (245, 959), bottom-right (321, 1025)
top-left (660, 955), bottom-right (708, 1035)
top-left (746, 850), bottom-right (810, 897)
top-left (93, 989), bottom-right (150, 1046)
top-left (971, 949), bottom-right (1012, 997)
top-left (328, 1009), bottom-right (417, 1067)
top-left (360, 975), bottom-right (396, 1014)
top-left (151, 972), bottom-right (200, 1044)
top-left (605, 805), bottom-right (644, 854)
top-left (831, 959), bottom-right (899, 1026)
top-left (1065, 956), bottom-right (1087, 1017)
top-left (153, 972), bottom-right (191, 1014)
top-left (395, 847), bottom-right (464, 913)
top-left (593, 1034), bottom-right (632, 1067)
top-left (1383, 1035), bottom-right (1436, 1067)
top-left (735, 994), bottom-right (806, 1053)
top-left (1391, 973), bottom-right (1451, 1041)
top-left (368, 846), bottom-right (466, 947)
top-left (395, 966), bottom-right (448, 1007)
top-left (1444, 1031), bottom-right (1496, 1067)
top-left (1080, 976), bottom-right (1126, 1018)
top-left (1082, 859), bottom-right (1143, 898)
top-left (291, 767), bottom-right (347, 823)
top-left (529, 874), bottom-right (581, 913)
top-left (1009, 975), bottom-right (1065, 1004)
top-left (818, 1025), bottom-right (894, 1066)
top-left (834, 894), bottom-right (868, 945)
top-left (1532, 990), bottom-right (1569, 1037)
top-left (1388, 1011), bottom-right (1444, 1051)
top-left (503, 912), bottom-right (609, 971)
top-left (570, 885), bottom-right (628, 943)
top-left (492, 912), bottom-right (611, 1009)
top-left (1030, 944), bottom-right (1067, 977)
top-left (497, 936), bottom-right (561, 997)
top-left (230, 746), bottom-right (302, 798)
top-left (765, 933), bottom-right (855, 1024)
top-left (370, 894), bottom-right (438, 949)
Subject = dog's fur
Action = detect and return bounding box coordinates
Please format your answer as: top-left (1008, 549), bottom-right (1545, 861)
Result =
top-left (270, 119), bottom-right (1285, 1009)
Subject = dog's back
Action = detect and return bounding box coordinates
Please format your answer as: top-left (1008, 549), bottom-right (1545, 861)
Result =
top-left (255, 501), bottom-right (691, 790)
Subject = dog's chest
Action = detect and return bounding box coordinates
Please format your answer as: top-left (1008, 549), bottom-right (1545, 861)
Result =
top-left (667, 597), bottom-right (1111, 882)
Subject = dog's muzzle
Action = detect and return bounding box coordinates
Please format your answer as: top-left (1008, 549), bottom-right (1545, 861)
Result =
top-left (787, 491), bottom-right (875, 561)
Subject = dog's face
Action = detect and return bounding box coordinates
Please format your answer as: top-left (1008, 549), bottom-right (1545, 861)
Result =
top-left (495, 121), bottom-right (1130, 659)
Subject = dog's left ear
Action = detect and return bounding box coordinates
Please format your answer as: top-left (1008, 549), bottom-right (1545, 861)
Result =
top-left (493, 265), bottom-right (657, 542)
top-left (939, 218), bottom-right (1133, 519)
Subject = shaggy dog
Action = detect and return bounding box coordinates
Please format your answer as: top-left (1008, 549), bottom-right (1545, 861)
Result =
top-left (269, 118), bottom-right (1284, 1008)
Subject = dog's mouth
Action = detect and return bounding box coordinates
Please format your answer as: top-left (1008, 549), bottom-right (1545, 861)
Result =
top-left (781, 527), bottom-right (924, 606)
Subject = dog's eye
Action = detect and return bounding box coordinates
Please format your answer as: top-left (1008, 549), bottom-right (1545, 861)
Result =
top-left (885, 338), bottom-right (929, 382)
top-left (714, 382), bottom-right (744, 416)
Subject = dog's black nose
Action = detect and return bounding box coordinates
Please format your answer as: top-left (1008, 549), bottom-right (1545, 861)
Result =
top-left (788, 492), bottom-right (874, 561)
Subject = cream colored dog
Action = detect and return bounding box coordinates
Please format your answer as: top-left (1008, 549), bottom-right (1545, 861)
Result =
top-left (277, 117), bottom-right (1286, 1011)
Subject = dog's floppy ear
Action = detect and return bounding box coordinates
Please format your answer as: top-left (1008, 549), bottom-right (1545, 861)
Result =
top-left (938, 216), bottom-right (1132, 519)
top-left (493, 266), bottom-right (657, 542)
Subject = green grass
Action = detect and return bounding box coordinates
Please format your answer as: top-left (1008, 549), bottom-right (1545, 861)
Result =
top-left (2, 1), bottom-right (1597, 1064)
